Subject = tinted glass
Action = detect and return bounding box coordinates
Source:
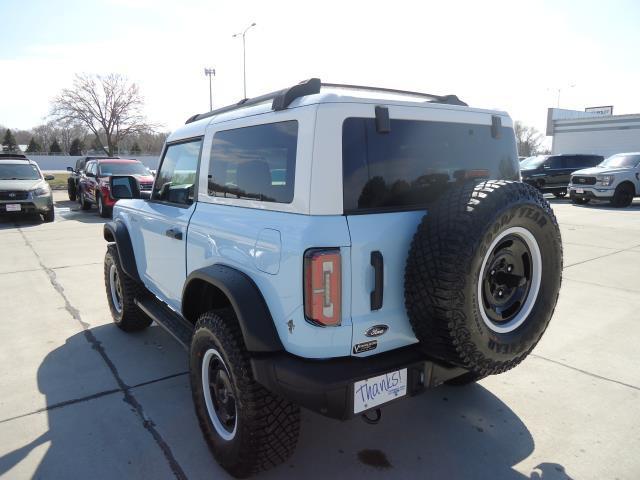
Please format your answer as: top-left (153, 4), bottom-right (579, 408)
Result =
top-left (99, 162), bottom-right (150, 176)
top-left (152, 139), bottom-right (202, 205)
top-left (0, 163), bottom-right (41, 180)
top-left (342, 118), bottom-right (518, 212)
top-left (547, 156), bottom-right (566, 169)
top-left (208, 121), bottom-right (298, 203)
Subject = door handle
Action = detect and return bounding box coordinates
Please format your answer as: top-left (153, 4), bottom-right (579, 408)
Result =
top-left (370, 251), bottom-right (384, 311)
top-left (165, 228), bottom-right (183, 240)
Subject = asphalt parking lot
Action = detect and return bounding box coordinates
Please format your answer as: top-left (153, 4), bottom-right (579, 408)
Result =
top-left (1, 191), bottom-right (639, 480)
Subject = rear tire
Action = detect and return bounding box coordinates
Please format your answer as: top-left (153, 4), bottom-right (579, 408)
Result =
top-left (104, 244), bottom-right (151, 331)
top-left (190, 310), bottom-right (300, 478)
top-left (405, 181), bottom-right (563, 377)
top-left (611, 183), bottom-right (634, 208)
top-left (553, 190), bottom-right (567, 198)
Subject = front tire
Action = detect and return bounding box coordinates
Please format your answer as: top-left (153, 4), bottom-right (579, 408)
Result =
top-left (104, 244), bottom-right (151, 331)
top-left (67, 179), bottom-right (77, 201)
top-left (190, 310), bottom-right (300, 478)
top-left (611, 183), bottom-right (634, 208)
top-left (553, 190), bottom-right (567, 198)
top-left (42, 209), bottom-right (55, 223)
top-left (79, 190), bottom-right (91, 210)
top-left (98, 194), bottom-right (111, 218)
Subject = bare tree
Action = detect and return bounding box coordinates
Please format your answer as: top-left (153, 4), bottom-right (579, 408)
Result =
top-left (514, 121), bottom-right (545, 157)
top-left (50, 73), bottom-right (158, 156)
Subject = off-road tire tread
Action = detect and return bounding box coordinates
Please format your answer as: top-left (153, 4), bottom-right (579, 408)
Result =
top-left (405, 180), bottom-right (562, 377)
top-left (192, 310), bottom-right (300, 478)
top-left (104, 244), bottom-right (151, 331)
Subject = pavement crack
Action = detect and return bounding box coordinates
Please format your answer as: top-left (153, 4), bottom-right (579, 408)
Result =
top-left (0, 372), bottom-right (189, 425)
top-left (17, 228), bottom-right (188, 480)
top-left (531, 354), bottom-right (640, 391)
top-left (563, 243), bottom-right (640, 269)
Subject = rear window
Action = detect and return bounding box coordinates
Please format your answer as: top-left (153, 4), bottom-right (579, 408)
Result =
top-left (342, 118), bottom-right (518, 213)
top-left (208, 121), bottom-right (298, 204)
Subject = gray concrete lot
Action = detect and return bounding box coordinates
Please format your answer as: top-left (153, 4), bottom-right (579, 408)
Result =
top-left (1, 191), bottom-right (639, 480)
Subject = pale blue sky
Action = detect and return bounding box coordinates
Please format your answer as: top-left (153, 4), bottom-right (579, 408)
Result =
top-left (1, 0), bottom-right (639, 135)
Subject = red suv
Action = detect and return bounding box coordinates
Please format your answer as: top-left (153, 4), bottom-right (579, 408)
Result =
top-left (78, 159), bottom-right (154, 217)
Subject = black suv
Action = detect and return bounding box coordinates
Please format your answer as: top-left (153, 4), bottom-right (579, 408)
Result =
top-left (520, 154), bottom-right (603, 197)
top-left (67, 156), bottom-right (118, 201)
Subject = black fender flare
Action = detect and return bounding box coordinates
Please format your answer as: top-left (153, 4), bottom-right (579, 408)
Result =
top-left (103, 220), bottom-right (141, 282)
top-left (182, 265), bottom-right (284, 353)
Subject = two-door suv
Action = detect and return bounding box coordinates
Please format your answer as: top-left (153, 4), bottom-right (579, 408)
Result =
top-left (103, 79), bottom-right (563, 478)
top-left (78, 158), bottom-right (154, 217)
top-left (0, 153), bottom-right (55, 222)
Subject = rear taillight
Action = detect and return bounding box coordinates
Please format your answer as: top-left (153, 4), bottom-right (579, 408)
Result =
top-left (304, 249), bottom-right (341, 326)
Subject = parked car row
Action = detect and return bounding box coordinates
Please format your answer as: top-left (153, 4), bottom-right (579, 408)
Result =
top-left (521, 152), bottom-right (640, 208)
top-left (67, 157), bottom-right (154, 217)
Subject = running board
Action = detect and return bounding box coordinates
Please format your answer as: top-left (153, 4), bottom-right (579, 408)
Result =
top-left (135, 297), bottom-right (194, 350)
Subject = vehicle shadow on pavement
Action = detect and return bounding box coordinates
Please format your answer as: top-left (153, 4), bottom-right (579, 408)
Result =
top-left (0, 324), bottom-right (572, 480)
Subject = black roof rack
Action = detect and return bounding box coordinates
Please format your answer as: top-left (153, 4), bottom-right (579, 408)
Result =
top-left (0, 153), bottom-right (28, 160)
top-left (185, 78), bottom-right (466, 124)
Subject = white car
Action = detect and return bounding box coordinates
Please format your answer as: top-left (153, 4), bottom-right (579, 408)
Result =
top-left (569, 152), bottom-right (640, 207)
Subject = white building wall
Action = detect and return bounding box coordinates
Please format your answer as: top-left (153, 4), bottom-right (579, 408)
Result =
top-left (553, 129), bottom-right (640, 157)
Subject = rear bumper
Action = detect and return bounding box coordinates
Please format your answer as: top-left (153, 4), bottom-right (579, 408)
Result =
top-left (251, 346), bottom-right (467, 420)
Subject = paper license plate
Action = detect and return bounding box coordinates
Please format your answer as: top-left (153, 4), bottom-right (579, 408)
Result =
top-left (576, 188), bottom-right (584, 194)
top-left (353, 368), bottom-right (407, 414)
top-left (5, 204), bottom-right (21, 212)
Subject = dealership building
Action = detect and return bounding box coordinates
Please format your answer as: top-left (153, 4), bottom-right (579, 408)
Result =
top-left (546, 107), bottom-right (640, 157)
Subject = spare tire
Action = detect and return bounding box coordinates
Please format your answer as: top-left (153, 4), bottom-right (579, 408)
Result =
top-left (405, 181), bottom-right (562, 377)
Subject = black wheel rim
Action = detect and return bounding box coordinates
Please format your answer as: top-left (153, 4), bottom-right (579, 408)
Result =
top-left (481, 234), bottom-right (534, 326)
top-left (208, 357), bottom-right (236, 434)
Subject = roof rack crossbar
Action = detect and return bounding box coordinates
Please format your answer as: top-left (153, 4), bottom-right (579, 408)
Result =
top-left (185, 77), bottom-right (466, 124)
top-left (321, 82), bottom-right (467, 106)
top-left (185, 78), bottom-right (322, 124)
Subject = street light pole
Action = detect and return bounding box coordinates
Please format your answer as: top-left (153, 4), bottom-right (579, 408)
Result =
top-left (233, 22), bottom-right (256, 99)
top-left (550, 83), bottom-right (576, 108)
top-left (204, 68), bottom-right (216, 111)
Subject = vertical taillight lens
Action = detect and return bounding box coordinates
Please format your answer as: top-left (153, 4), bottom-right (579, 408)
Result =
top-left (304, 249), bottom-right (342, 326)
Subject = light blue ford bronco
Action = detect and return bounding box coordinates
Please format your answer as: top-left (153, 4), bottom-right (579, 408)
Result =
top-left (103, 78), bottom-right (563, 478)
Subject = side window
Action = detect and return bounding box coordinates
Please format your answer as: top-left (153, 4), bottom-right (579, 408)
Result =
top-left (547, 157), bottom-right (566, 169)
top-left (152, 138), bottom-right (203, 206)
top-left (85, 162), bottom-right (94, 175)
top-left (208, 121), bottom-right (298, 204)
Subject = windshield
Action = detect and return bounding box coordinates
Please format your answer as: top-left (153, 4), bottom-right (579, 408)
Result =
top-left (0, 163), bottom-right (41, 180)
top-left (520, 155), bottom-right (548, 169)
top-left (600, 154), bottom-right (640, 168)
top-left (98, 162), bottom-right (150, 176)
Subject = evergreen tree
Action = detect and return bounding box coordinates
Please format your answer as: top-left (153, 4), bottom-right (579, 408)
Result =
top-left (130, 141), bottom-right (141, 154)
top-left (69, 138), bottom-right (84, 156)
top-left (25, 137), bottom-right (42, 153)
top-left (2, 129), bottom-right (18, 152)
top-left (49, 139), bottom-right (62, 154)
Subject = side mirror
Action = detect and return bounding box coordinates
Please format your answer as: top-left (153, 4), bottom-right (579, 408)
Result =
top-left (110, 176), bottom-right (141, 200)
top-left (67, 166), bottom-right (74, 173)
top-left (44, 174), bottom-right (55, 181)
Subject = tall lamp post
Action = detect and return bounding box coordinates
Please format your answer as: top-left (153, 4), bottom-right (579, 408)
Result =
top-left (232, 22), bottom-right (256, 99)
top-left (204, 68), bottom-right (216, 111)
top-left (549, 83), bottom-right (576, 108)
